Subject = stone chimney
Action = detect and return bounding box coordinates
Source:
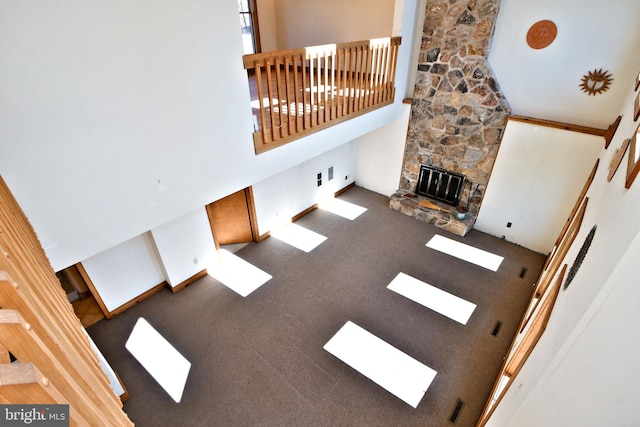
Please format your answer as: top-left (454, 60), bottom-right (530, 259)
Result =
top-left (390, 0), bottom-right (510, 236)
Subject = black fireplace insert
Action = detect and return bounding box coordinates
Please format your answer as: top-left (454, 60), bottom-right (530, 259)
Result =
top-left (416, 165), bottom-right (466, 206)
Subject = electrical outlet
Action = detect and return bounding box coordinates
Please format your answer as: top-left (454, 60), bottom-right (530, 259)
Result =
top-left (317, 172), bottom-right (322, 187)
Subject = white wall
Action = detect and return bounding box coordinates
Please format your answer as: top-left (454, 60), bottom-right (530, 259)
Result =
top-left (274, 0), bottom-right (396, 49)
top-left (81, 233), bottom-right (165, 312)
top-left (150, 208), bottom-right (216, 288)
top-left (252, 143), bottom-right (356, 233)
top-left (502, 230), bottom-right (640, 427)
top-left (475, 121), bottom-right (602, 254)
top-left (256, 0), bottom-right (278, 52)
top-left (487, 80), bottom-right (640, 427)
top-left (0, 0), bottom-right (420, 271)
top-left (355, 104), bottom-right (411, 197)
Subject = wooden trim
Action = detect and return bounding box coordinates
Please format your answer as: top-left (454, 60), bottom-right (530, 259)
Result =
top-left (604, 115), bottom-right (623, 149)
top-left (76, 262), bottom-right (112, 320)
top-left (537, 197), bottom-right (588, 298)
top-left (335, 182), bottom-right (356, 197)
top-left (169, 269), bottom-right (207, 294)
top-left (249, 0), bottom-right (261, 54)
top-left (0, 176), bottom-right (132, 425)
top-left (253, 98), bottom-right (395, 154)
top-left (245, 186), bottom-right (261, 242)
top-left (478, 265), bottom-right (567, 426)
top-left (508, 115), bottom-right (607, 137)
top-left (115, 371), bottom-right (130, 403)
top-left (205, 203), bottom-right (222, 251)
top-left (554, 158), bottom-right (598, 247)
top-left (292, 204), bottom-right (318, 223)
top-left (608, 138), bottom-right (630, 182)
top-left (635, 93), bottom-right (640, 122)
top-left (109, 282), bottom-right (167, 318)
top-left (625, 124), bottom-right (640, 189)
top-left (257, 231), bottom-right (271, 242)
top-left (402, 98), bottom-right (413, 104)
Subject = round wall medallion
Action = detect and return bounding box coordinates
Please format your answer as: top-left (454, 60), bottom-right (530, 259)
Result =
top-left (580, 69), bottom-right (613, 96)
top-left (526, 20), bottom-right (557, 49)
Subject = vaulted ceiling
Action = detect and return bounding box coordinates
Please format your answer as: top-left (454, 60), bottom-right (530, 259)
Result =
top-left (487, 0), bottom-right (640, 129)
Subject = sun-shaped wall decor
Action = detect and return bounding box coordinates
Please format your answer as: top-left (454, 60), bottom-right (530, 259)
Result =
top-left (580, 69), bottom-right (613, 96)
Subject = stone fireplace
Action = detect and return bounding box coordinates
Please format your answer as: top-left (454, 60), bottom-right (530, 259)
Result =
top-left (390, 0), bottom-right (510, 236)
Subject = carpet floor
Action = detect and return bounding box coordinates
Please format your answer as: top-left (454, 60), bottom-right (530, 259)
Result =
top-left (88, 186), bottom-right (546, 427)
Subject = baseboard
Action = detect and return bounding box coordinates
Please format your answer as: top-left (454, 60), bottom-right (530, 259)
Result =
top-left (292, 203), bottom-right (318, 222)
top-left (109, 281), bottom-right (168, 318)
top-left (259, 182), bottom-right (356, 239)
top-left (335, 182), bottom-right (355, 197)
top-left (115, 371), bottom-right (130, 403)
top-left (169, 269), bottom-right (208, 294)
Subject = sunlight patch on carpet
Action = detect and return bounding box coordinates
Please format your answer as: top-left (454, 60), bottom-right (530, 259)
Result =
top-left (270, 222), bottom-right (327, 252)
top-left (318, 197), bottom-right (367, 220)
top-left (125, 318), bottom-right (191, 403)
top-left (324, 321), bottom-right (437, 408)
top-left (426, 234), bottom-right (504, 271)
top-left (207, 249), bottom-right (272, 297)
top-left (387, 272), bottom-right (476, 325)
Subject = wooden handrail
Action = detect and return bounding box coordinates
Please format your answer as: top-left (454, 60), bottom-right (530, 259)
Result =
top-left (244, 37), bottom-right (402, 154)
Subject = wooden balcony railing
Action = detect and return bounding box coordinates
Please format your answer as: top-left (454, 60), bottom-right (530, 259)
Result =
top-left (244, 37), bottom-right (402, 154)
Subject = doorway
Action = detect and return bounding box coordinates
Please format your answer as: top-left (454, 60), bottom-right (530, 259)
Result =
top-left (206, 187), bottom-right (260, 248)
top-left (56, 264), bottom-right (105, 328)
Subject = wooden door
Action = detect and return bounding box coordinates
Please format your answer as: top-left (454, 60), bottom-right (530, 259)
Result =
top-left (206, 187), bottom-right (257, 246)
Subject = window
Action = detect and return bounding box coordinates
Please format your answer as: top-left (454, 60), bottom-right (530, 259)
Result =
top-left (239, 0), bottom-right (260, 55)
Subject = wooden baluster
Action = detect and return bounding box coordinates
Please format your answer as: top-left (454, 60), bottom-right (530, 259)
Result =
top-left (292, 55), bottom-right (300, 133)
top-left (381, 43), bottom-right (390, 101)
top-left (346, 47), bottom-right (353, 114)
top-left (323, 51), bottom-right (329, 123)
top-left (360, 46), bottom-right (368, 110)
top-left (356, 46), bottom-right (362, 111)
top-left (389, 39), bottom-right (400, 97)
top-left (376, 44), bottom-right (385, 103)
top-left (301, 55), bottom-right (309, 130)
top-left (337, 49), bottom-right (344, 118)
top-left (253, 63), bottom-right (269, 145)
top-left (274, 57), bottom-right (285, 139)
top-left (264, 60), bottom-right (278, 142)
top-left (315, 51), bottom-right (322, 126)
top-left (368, 45), bottom-right (376, 107)
top-left (369, 45), bottom-right (377, 108)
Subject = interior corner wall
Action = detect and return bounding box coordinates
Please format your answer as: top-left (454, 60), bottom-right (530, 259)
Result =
top-left (486, 81), bottom-right (640, 427)
top-left (355, 104), bottom-right (411, 197)
top-left (81, 233), bottom-right (166, 313)
top-left (149, 207), bottom-right (216, 288)
top-left (474, 120), bottom-right (603, 254)
top-left (252, 143), bottom-right (356, 234)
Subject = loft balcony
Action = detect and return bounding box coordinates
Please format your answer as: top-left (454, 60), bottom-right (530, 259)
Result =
top-left (244, 37), bottom-right (402, 154)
